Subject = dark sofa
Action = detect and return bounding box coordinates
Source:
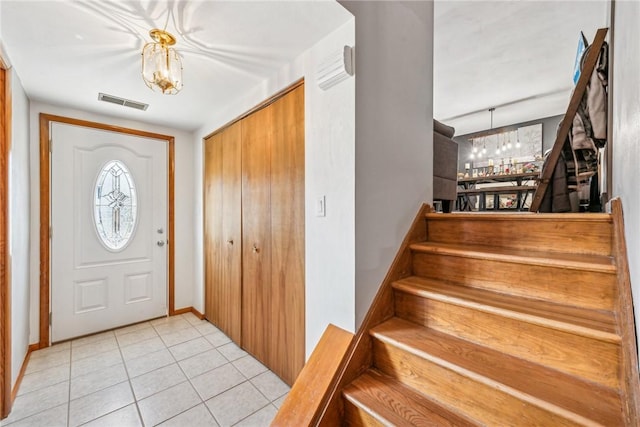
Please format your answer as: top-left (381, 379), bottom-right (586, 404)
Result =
top-left (433, 119), bottom-right (458, 213)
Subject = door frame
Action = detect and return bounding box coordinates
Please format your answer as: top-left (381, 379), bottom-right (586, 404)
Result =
top-left (39, 114), bottom-right (176, 348)
top-left (0, 62), bottom-right (11, 418)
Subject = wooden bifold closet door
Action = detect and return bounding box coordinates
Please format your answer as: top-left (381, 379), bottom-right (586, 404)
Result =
top-left (266, 85), bottom-right (305, 383)
top-left (241, 100), bottom-right (273, 365)
top-left (204, 121), bottom-right (242, 344)
top-left (204, 83), bottom-right (305, 385)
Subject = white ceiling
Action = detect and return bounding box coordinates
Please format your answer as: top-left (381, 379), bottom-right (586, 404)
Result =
top-left (434, 1), bottom-right (608, 136)
top-left (0, 1), bottom-right (352, 132)
top-left (1, 1), bottom-right (609, 136)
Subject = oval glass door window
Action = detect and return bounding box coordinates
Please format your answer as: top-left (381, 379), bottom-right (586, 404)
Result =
top-left (94, 160), bottom-right (138, 250)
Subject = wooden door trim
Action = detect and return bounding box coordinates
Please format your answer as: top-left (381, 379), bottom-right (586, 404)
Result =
top-left (0, 65), bottom-right (11, 419)
top-left (39, 113), bottom-right (176, 348)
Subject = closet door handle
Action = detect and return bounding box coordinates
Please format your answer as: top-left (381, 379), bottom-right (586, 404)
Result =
top-left (252, 244), bottom-right (260, 254)
top-left (227, 239), bottom-right (234, 245)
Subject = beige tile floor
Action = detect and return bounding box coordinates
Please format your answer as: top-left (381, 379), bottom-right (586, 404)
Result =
top-left (2, 313), bottom-right (289, 427)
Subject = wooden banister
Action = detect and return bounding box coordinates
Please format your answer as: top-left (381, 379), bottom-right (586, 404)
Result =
top-left (530, 27), bottom-right (608, 212)
top-left (270, 324), bottom-right (353, 427)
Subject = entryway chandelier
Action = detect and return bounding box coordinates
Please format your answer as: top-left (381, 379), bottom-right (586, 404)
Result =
top-left (141, 29), bottom-right (183, 95)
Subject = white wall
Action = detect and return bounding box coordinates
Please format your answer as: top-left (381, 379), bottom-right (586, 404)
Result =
top-left (193, 19), bottom-right (356, 357)
top-left (340, 1), bottom-right (434, 326)
top-left (9, 68), bottom-right (30, 386)
top-left (611, 0), bottom-right (640, 354)
top-left (27, 102), bottom-right (195, 344)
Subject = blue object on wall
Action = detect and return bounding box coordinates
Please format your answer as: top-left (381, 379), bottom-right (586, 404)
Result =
top-left (573, 31), bottom-right (589, 85)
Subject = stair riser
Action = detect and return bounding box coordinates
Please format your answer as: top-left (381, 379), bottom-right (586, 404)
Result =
top-left (412, 252), bottom-right (616, 311)
top-left (343, 401), bottom-right (381, 427)
top-left (426, 218), bottom-right (612, 256)
top-left (394, 291), bottom-right (620, 388)
top-left (373, 340), bottom-right (589, 427)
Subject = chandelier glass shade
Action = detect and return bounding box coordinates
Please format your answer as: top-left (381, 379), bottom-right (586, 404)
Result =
top-left (141, 29), bottom-right (183, 95)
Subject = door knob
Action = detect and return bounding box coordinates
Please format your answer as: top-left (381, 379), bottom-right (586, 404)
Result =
top-left (157, 240), bottom-right (165, 247)
top-left (252, 244), bottom-right (259, 253)
top-left (227, 239), bottom-right (234, 245)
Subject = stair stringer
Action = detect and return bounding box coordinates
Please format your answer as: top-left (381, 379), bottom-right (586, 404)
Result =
top-left (314, 203), bottom-right (431, 426)
top-left (611, 198), bottom-right (640, 424)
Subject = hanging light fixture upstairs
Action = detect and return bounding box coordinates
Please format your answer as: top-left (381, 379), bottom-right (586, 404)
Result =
top-left (142, 28), bottom-right (183, 95)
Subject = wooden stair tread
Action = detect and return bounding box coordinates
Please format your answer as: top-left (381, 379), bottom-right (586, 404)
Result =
top-left (410, 241), bottom-right (616, 273)
top-left (343, 370), bottom-right (477, 427)
top-left (425, 212), bottom-right (612, 222)
top-left (370, 318), bottom-right (624, 426)
top-left (393, 276), bottom-right (618, 340)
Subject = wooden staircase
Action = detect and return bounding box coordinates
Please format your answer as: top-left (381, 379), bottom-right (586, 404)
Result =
top-left (272, 201), bottom-right (640, 426)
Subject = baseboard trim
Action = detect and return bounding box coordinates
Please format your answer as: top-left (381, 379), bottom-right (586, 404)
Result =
top-left (172, 307), bottom-right (192, 316)
top-left (191, 307), bottom-right (205, 320)
top-left (10, 344), bottom-right (38, 401)
top-left (172, 306), bottom-right (205, 319)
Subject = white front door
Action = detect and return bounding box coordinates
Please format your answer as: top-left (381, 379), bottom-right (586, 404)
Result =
top-left (51, 122), bottom-right (168, 342)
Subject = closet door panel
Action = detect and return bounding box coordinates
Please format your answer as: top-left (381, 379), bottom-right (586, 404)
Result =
top-left (221, 122), bottom-right (242, 343)
top-left (270, 84), bottom-right (305, 384)
top-left (241, 105), bottom-right (273, 364)
top-left (204, 133), bottom-right (223, 323)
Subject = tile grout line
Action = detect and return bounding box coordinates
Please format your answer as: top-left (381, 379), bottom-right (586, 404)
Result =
top-left (157, 315), bottom-right (223, 426)
top-left (67, 343), bottom-right (72, 427)
top-left (115, 327), bottom-right (146, 427)
top-left (8, 314), bottom-right (285, 426)
top-left (230, 402), bottom-right (277, 427)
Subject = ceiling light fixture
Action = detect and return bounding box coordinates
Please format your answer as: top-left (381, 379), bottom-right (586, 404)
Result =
top-left (142, 29), bottom-right (183, 95)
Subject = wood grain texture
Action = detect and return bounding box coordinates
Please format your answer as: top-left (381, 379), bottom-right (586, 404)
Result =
top-left (530, 27), bottom-right (608, 212)
top-left (0, 67), bottom-right (10, 419)
top-left (393, 276), bottom-right (617, 338)
top-left (38, 114), bottom-right (175, 349)
top-left (272, 324), bottom-right (353, 427)
top-left (315, 204), bottom-right (431, 425)
top-left (320, 207), bottom-right (632, 425)
top-left (204, 82), bottom-right (305, 385)
top-left (241, 101), bottom-right (273, 366)
top-left (394, 289), bottom-right (620, 388)
top-left (202, 78), bottom-right (304, 141)
top-left (38, 115), bottom-right (50, 349)
top-left (343, 370), bottom-right (474, 427)
top-left (425, 212), bottom-right (613, 256)
top-left (411, 247), bottom-right (616, 311)
top-left (411, 242), bottom-right (615, 273)
top-left (610, 198), bottom-right (640, 425)
top-left (204, 123), bottom-right (242, 343)
top-left (203, 131), bottom-right (221, 322)
top-left (268, 84), bottom-right (305, 385)
top-left (372, 336), bottom-right (597, 426)
top-left (371, 318), bottom-right (624, 426)
top-left (221, 122), bottom-right (242, 344)
top-left (167, 137), bottom-right (176, 315)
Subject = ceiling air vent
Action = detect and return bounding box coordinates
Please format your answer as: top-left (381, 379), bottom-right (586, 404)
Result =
top-left (98, 93), bottom-right (148, 111)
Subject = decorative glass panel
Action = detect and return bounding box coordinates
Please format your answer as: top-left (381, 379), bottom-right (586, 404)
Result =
top-left (94, 160), bottom-right (138, 250)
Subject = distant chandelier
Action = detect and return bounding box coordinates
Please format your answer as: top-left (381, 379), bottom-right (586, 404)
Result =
top-left (141, 29), bottom-right (183, 95)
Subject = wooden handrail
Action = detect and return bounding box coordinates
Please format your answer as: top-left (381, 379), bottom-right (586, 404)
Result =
top-left (530, 28), bottom-right (608, 212)
top-left (271, 324), bottom-right (353, 427)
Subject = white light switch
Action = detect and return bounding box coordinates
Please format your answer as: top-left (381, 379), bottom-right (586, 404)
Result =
top-left (316, 196), bottom-right (326, 217)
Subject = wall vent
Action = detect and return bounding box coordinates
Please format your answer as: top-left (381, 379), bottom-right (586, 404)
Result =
top-left (98, 93), bottom-right (148, 111)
